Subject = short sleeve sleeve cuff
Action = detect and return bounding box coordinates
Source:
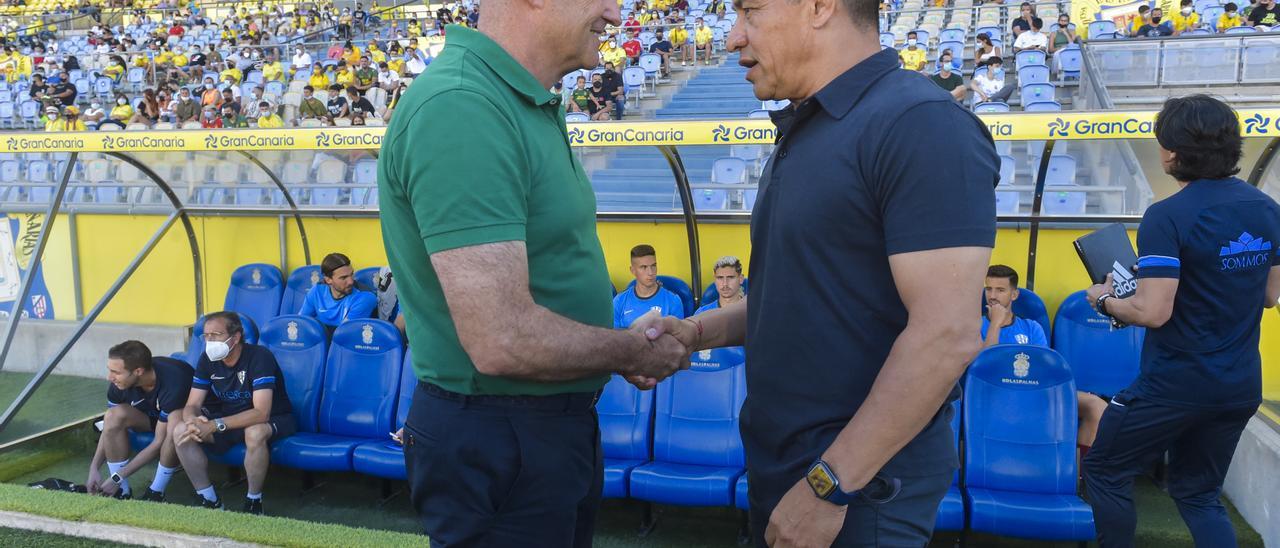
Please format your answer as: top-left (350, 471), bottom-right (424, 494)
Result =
top-left (1136, 255), bottom-right (1181, 279)
top-left (422, 222), bottom-right (527, 254)
top-left (251, 376), bottom-right (277, 390)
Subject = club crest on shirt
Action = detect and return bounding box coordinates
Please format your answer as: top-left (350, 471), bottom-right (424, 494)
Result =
top-left (650, 306), bottom-right (661, 313)
top-left (1015, 333), bottom-right (1029, 345)
top-left (1013, 352), bottom-right (1030, 378)
top-left (237, 370), bottom-right (246, 384)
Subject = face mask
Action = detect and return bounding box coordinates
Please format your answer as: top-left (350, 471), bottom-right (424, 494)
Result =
top-left (1182, 6), bottom-right (1193, 14)
top-left (609, 41), bottom-right (616, 47)
top-left (1228, 11), bottom-right (1237, 16)
top-left (907, 39), bottom-right (917, 46)
top-left (91, 102), bottom-right (101, 109)
top-left (205, 110), bottom-right (215, 118)
top-left (117, 98), bottom-right (127, 105)
top-left (992, 67), bottom-right (1004, 78)
top-left (260, 111), bottom-right (270, 117)
top-left (204, 337), bottom-right (233, 362)
top-left (1152, 16), bottom-right (1162, 23)
top-left (205, 83), bottom-right (214, 89)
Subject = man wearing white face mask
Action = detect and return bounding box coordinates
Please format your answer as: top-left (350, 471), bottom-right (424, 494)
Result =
top-left (899, 30), bottom-right (927, 72)
top-left (170, 311), bottom-right (295, 516)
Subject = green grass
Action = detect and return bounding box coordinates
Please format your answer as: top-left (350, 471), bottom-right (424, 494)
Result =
top-left (0, 372), bottom-right (104, 445)
top-left (0, 526), bottom-right (136, 547)
top-left (0, 483), bottom-right (425, 548)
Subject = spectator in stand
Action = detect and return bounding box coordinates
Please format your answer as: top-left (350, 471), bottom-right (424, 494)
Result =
top-left (931, 51), bottom-right (966, 102)
top-left (970, 56), bottom-right (1015, 104)
top-left (383, 82), bottom-right (408, 123)
top-left (346, 86), bottom-right (375, 123)
top-left (42, 106), bottom-right (61, 131)
top-left (255, 101), bottom-right (284, 128)
top-left (387, 43), bottom-right (407, 75)
top-left (100, 93), bottom-right (132, 129)
top-left (342, 42), bottom-right (363, 66)
top-left (221, 104), bottom-right (248, 128)
top-left (600, 36), bottom-right (626, 68)
top-left (650, 29), bottom-right (673, 77)
top-left (569, 75), bottom-right (592, 115)
top-left (589, 73), bottom-right (613, 121)
top-left (221, 88), bottom-right (242, 113)
top-left (298, 85), bottom-right (328, 123)
top-left (405, 47), bottom-right (428, 77)
top-left (1048, 14), bottom-right (1079, 53)
top-left (200, 77), bottom-right (222, 108)
top-left (83, 101), bottom-right (107, 127)
top-left (326, 83), bottom-right (348, 124)
top-left (1129, 5), bottom-right (1153, 35)
top-left (52, 105), bottom-right (86, 131)
top-left (899, 31), bottom-right (927, 72)
top-left (613, 244), bottom-right (686, 328)
top-left (354, 56), bottom-right (378, 94)
top-left (326, 42), bottom-right (344, 60)
top-left (694, 18), bottom-right (714, 65)
top-left (103, 55), bottom-right (126, 83)
top-left (261, 51), bottom-right (284, 83)
top-left (308, 62), bottom-right (329, 90)
top-left (335, 60), bottom-right (357, 89)
top-left (1011, 2), bottom-right (1041, 36)
top-left (601, 61), bottom-right (625, 120)
top-left (1219, 3), bottom-right (1245, 29)
top-left (157, 90), bottom-right (178, 125)
top-left (1248, 0), bottom-right (1280, 28)
top-left (48, 71), bottom-right (76, 107)
top-left (1171, 0), bottom-right (1201, 34)
top-left (219, 61), bottom-right (243, 86)
top-left (291, 46), bottom-right (312, 76)
top-left (377, 61), bottom-right (401, 91)
top-left (1013, 17), bottom-right (1048, 52)
top-left (200, 104), bottom-right (222, 128)
top-left (670, 21), bottom-right (691, 66)
top-left (622, 32), bottom-right (643, 66)
top-left (174, 87), bottom-right (200, 125)
top-left (1137, 8), bottom-right (1175, 37)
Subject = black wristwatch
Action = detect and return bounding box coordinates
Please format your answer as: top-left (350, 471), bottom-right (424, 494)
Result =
top-left (1095, 294), bottom-right (1127, 329)
top-left (805, 459), bottom-right (859, 505)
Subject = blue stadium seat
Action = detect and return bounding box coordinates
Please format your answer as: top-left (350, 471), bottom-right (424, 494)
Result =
top-left (735, 475), bottom-right (749, 510)
top-left (1018, 64), bottom-right (1051, 86)
top-left (1052, 290), bottom-right (1144, 396)
top-left (694, 189), bottom-right (728, 210)
top-left (224, 263), bottom-right (284, 332)
top-left (1046, 155), bottom-right (1077, 185)
top-left (879, 32), bottom-right (895, 49)
top-left (964, 345), bottom-right (1096, 541)
top-left (935, 399), bottom-right (964, 531)
top-left (938, 40), bottom-right (965, 62)
top-left (974, 101), bottom-right (1010, 113)
top-left (598, 375), bottom-right (655, 498)
top-left (626, 275), bottom-right (696, 317)
top-left (939, 27), bottom-right (966, 43)
top-left (996, 155), bottom-right (1019, 214)
top-left (354, 266), bottom-right (382, 292)
top-left (701, 278), bottom-right (748, 305)
top-left (1024, 100), bottom-right (1062, 112)
top-left (1057, 45), bottom-right (1083, 79)
top-left (1087, 20), bottom-right (1117, 38)
top-left (1043, 187), bottom-right (1087, 215)
top-left (1020, 83), bottom-right (1056, 105)
top-left (1015, 49), bottom-right (1047, 69)
top-left (280, 265), bottom-right (322, 315)
top-left (351, 346), bottom-right (417, 480)
top-left (628, 351), bottom-right (746, 507)
top-left (260, 315), bottom-right (328, 434)
top-left (179, 312), bottom-right (260, 367)
top-left (271, 319), bottom-right (404, 472)
top-left (981, 286), bottom-right (1050, 336)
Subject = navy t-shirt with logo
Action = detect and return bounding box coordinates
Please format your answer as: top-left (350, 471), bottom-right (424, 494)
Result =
top-left (744, 47), bottom-right (997, 513)
top-left (192, 343), bottom-right (293, 418)
top-left (1131, 177), bottom-right (1280, 408)
top-left (106, 357), bottom-right (193, 423)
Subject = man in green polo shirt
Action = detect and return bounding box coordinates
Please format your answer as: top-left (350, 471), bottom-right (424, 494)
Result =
top-left (377, 1), bottom-right (686, 544)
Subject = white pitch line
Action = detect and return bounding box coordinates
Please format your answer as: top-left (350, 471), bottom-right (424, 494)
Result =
top-left (0, 509), bottom-right (261, 548)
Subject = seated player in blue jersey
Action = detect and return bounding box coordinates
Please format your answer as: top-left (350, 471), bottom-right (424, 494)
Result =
top-left (696, 255), bottom-right (746, 314)
top-left (613, 244), bottom-right (686, 328)
top-left (982, 264), bottom-right (1108, 447)
top-left (299, 252), bottom-right (378, 331)
top-left (170, 311), bottom-right (295, 515)
top-left (87, 341), bottom-right (193, 502)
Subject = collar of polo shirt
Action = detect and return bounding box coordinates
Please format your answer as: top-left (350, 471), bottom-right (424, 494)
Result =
top-left (808, 47), bottom-right (900, 121)
top-left (444, 25), bottom-right (559, 107)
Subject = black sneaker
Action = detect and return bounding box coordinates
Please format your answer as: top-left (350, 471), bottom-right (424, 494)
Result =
top-left (197, 494), bottom-right (224, 510)
top-left (243, 497), bottom-right (263, 515)
top-left (139, 488), bottom-right (165, 502)
top-left (112, 490), bottom-right (132, 500)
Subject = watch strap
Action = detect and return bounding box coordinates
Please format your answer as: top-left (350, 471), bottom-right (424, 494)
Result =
top-left (110, 472), bottom-right (123, 484)
top-left (214, 418), bottom-right (227, 432)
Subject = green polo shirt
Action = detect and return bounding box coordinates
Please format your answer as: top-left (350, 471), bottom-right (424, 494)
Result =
top-left (377, 25), bottom-right (613, 396)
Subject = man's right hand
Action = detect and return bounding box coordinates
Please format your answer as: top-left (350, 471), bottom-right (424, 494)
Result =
top-left (86, 468), bottom-right (102, 495)
top-left (987, 301), bottom-right (1011, 326)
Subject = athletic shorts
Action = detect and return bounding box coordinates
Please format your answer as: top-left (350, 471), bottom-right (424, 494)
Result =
top-left (201, 408), bottom-right (297, 454)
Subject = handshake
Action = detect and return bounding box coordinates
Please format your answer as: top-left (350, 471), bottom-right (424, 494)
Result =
top-left (621, 309), bottom-right (701, 390)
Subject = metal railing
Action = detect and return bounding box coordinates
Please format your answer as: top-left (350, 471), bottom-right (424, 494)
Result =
top-left (1086, 32), bottom-right (1280, 87)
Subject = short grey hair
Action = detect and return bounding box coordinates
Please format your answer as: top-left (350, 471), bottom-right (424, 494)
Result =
top-left (713, 256), bottom-right (743, 274)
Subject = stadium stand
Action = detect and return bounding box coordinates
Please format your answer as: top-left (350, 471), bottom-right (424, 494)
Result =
top-left (963, 345), bottom-right (1096, 542)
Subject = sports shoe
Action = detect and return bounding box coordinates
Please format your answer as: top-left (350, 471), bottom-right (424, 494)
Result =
top-left (243, 497), bottom-right (263, 515)
top-left (197, 494), bottom-right (224, 510)
top-left (112, 490), bottom-right (132, 500)
top-left (139, 488), bottom-right (165, 502)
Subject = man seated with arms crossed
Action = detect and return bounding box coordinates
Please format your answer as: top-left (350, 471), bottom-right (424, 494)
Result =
top-left (88, 341), bottom-right (192, 502)
top-left (171, 311), bottom-right (295, 515)
top-left (982, 265), bottom-right (1108, 447)
top-left (300, 252), bottom-right (377, 332)
top-left (614, 244), bottom-right (686, 328)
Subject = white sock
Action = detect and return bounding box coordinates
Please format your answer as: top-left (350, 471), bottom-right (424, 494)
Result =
top-left (107, 460), bottom-right (131, 495)
top-left (196, 485), bottom-right (218, 502)
top-left (149, 464), bottom-right (177, 493)
top-left (246, 492), bottom-right (262, 500)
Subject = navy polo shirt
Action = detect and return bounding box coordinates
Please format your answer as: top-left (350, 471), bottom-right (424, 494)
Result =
top-left (1130, 177), bottom-right (1280, 409)
top-left (743, 48), bottom-right (998, 512)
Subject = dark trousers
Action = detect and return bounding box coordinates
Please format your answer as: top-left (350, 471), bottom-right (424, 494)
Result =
top-left (748, 470), bottom-right (953, 547)
top-left (403, 382), bottom-right (603, 547)
top-left (1083, 393), bottom-right (1256, 548)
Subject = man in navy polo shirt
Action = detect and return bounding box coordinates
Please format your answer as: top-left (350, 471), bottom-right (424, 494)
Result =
top-left (1082, 95), bottom-right (1280, 547)
top-left (638, 0), bottom-right (998, 543)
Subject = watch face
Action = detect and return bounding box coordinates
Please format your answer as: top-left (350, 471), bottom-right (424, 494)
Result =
top-left (806, 464), bottom-right (836, 499)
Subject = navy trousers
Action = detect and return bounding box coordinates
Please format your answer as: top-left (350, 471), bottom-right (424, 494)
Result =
top-left (403, 382), bottom-right (603, 548)
top-left (1083, 392), bottom-right (1256, 548)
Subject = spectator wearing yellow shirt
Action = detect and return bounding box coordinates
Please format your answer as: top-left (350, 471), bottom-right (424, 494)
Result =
top-left (42, 105), bottom-right (61, 131)
top-left (262, 52), bottom-right (285, 83)
top-left (600, 38), bottom-right (626, 68)
top-left (335, 62), bottom-right (357, 88)
top-left (309, 63), bottom-right (330, 90)
top-left (899, 31), bottom-right (927, 72)
top-left (694, 19), bottom-right (714, 65)
top-left (1218, 2), bottom-right (1244, 30)
top-left (408, 19), bottom-right (422, 37)
top-left (669, 23), bottom-right (690, 66)
top-left (387, 44), bottom-right (407, 75)
top-left (220, 62), bottom-right (245, 86)
top-left (1171, 0), bottom-right (1201, 34)
top-left (49, 106), bottom-right (88, 132)
top-left (342, 43), bottom-right (362, 65)
top-left (1129, 5), bottom-right (1152, 35)
top-left (368, 43), bottom-right (387, 65)
top-left (254, 101), bottom-right (284, 128)
top-left (0, 48), bottom-right (18, 82)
